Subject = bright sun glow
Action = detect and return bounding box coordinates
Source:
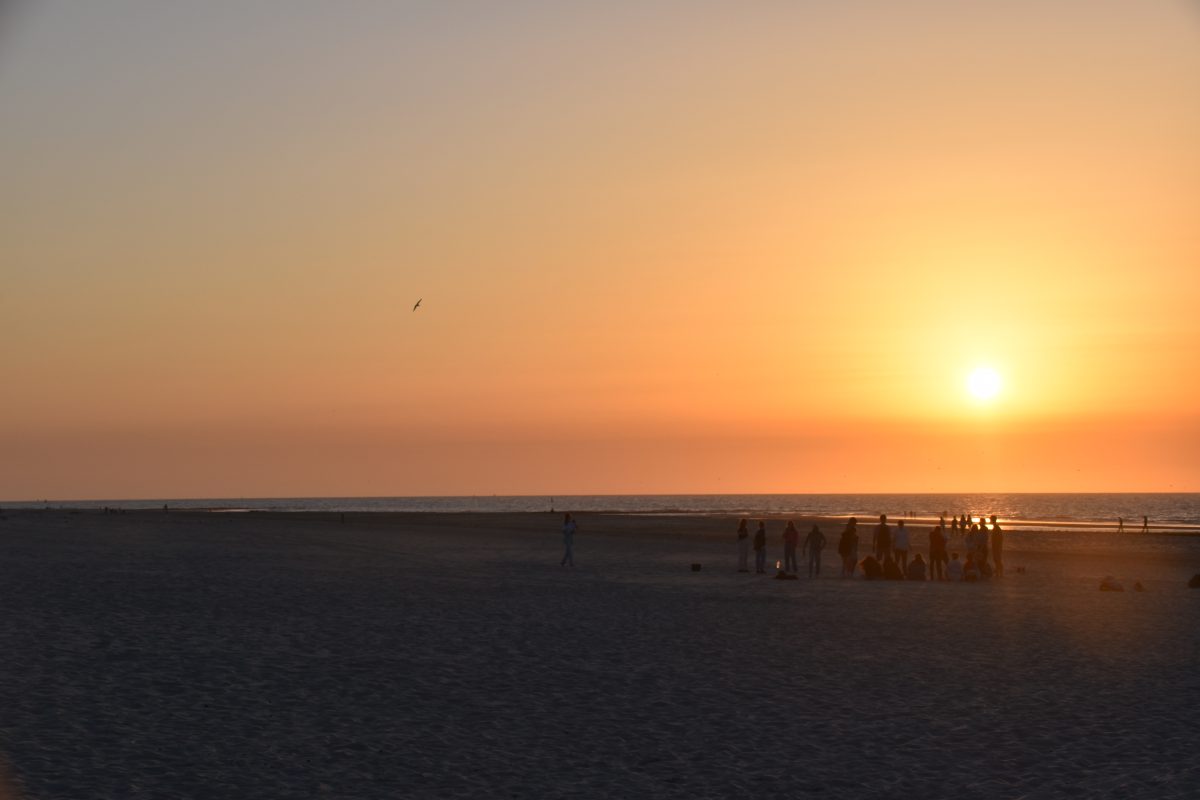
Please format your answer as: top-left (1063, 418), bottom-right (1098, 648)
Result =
top-left (967, 367), bottom-right (1003, 401)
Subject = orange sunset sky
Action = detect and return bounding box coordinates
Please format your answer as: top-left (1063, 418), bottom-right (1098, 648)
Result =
top-left (2, 1), bottom-right (1198, 499)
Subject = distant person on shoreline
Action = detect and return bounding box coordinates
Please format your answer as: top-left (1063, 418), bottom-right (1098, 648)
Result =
top-left (736, 519), bottom-right (750, 573)
top-left (838, 517), bottom-right (859, 577)
top-left (946, 552), bottom-right (963, 581)
top-left (1142, 515), bottom-right (1149, 533)
top-left (990, 515), bottom-right (1004, 578)
top-left (893, 519), bottom-right (910, 571)
top-left (560, 513), bottom-right (576, 567)
top-left (753, 522), bottom-right (767, 574)
top-left (950, 516), bottom-right (959, 541)
top-left (803, 524), bottom-right (826, 577)
top-left (873, 514), bottom-right (891, 560)
top-left (1117, 516), bottom-right (1125, 533)
top-left (783, 521), bottom-right (799, 573)
top-left (929, 524), bottom-right (948, 581)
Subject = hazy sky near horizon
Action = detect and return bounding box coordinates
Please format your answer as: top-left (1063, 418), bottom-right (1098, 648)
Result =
top-left (2, 1), bottom-right (1198, 498)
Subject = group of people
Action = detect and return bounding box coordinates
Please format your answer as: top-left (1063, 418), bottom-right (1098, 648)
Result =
top-left (737, 513), bottom-right (1006, 582)
top-left (736, 519), bottom-right (827, 576)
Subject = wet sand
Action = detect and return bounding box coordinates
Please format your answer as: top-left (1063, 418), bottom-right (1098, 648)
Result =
top-left (0, 510), bottom-right (1196, 798)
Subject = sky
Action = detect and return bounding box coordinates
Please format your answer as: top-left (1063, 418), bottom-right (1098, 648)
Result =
top-left (2, 1), bottom-right (1198, 499)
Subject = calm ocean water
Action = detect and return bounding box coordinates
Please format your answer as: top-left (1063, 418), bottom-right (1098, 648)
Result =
top-left (7, 494), bottom-right (1200, 529)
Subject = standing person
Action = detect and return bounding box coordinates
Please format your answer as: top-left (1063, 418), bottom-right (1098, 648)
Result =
top-left (1141, 515), bottom-right (1149, 533)
top-left (1117, 517), bottom-right (1125, 533)
top-left (872, 514), bottom-right (892, 561)
top-left (929, 524), bottom-right (948, 581)
top-left (977, 518), bottom-right (991, 569)
top-left (736, 519), bottom-right (751, 572)
top-left (989, 515), bottom-right (1004, 578)
top-left (946, 552), bottom-right (964, 582)
top-left (753, 521), bottom-right (767, 574)
top-left (950, 516), bottom-right (960, 542)
top-left (838, 517), bottom-right (860, 577)
top-left (803, 524), bottom-right (826, 577)
top-left (893, 519), bottom-right (910, 571)
top-left (783, 521), bottom-right (800, 574)
top-left (560, 513), bottom-right (577, 567)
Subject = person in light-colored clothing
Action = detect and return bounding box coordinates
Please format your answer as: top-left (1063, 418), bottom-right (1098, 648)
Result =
top-left (893, 519), bottom-right (910, 571)
top-left (736, 519), bottom-right (750, 572)
top-left (560, 513), bottom-right (576, 567)
top-left (946, 552), bottom-right (964, 582)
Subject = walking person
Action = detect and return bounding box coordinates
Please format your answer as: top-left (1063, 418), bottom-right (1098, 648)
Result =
top-left (736, 519), bottom-right (750, 572)
top-left (929, 524), bottom-right (948, 581)
top-left (783, 521), bottom-right (799, 573)
top-left (838, 517), bottom-right (860, 577)
top-left (1117, 516), bottom-right (1125, 534)
top-left (753, 521), bottom-right (767, 574)
top-left (989, 515), bottom-right (1004, 578)
top-left (803, 524), bottom-right (826, 577)
top-left (560, 513), bottom-right (577, 567)
top-left (893, 519), bottom-right (910, 571)
top-left (1141, 515), bottom-right (1149, 533)
top-left (872, 514), bottom-right (892, 561)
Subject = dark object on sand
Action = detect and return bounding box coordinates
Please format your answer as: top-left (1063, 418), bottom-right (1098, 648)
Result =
top-left (691, 563), bottom-right (702, 572)
top-left (1188, 574), bottom-right (1200, 588)
top-left (1099, 576), bottom-right (1124, 592)
top-left (1133, 581), bottom-right (1145, 592)
top-left (774, 569), bottom-right (797, 580)
top-left (861, 556), bottom-right (883, 580)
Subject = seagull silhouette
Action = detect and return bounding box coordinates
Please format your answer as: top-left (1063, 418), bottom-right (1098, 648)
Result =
top-left (412, 298), bottom-right (422, 312)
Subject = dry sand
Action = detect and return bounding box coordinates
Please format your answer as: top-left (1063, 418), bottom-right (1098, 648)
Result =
top-left (0, 509), bottom-right (1196, 799)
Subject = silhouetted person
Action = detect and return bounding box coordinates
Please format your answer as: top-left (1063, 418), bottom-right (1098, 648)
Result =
top-left (950, 516), bottom-right (959, 540)
top-left (946, 552), bottom-right (964, 581)
top-left (1117, 516), bottom-right (1124, 533)
top-left (753, 522), bottom-right (767, 574)
top-left (803, 524), bottom-right (826, 577)
top-left (783, 521), bottom-right (800, 573)
top-left (838, 517), bottom-right (860, 577)
top-left (736, 519), bottom-right (750, 573)
top-left (882, 554), bottom-right (904, 580)
top-left (929, 524), bottom-right (948, 581)
top-left (560, 513), bottom-right (576, 567)
top-left (962, 554), bottom-right (980, 582)
top-left (893, 519), bottom-right (910, 571)
top-left (906, 553), bottom-right (927, 581)
top-left (1142, 515), bottom-right (1149, 533)
top-left (861, 555), bottom-right (883, 580)
top-left (989, 515), bottom-right (1004, 577)
top-left (872, 514), bottom-right (891, 560)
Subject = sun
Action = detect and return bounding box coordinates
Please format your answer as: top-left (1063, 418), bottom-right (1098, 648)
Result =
top-left (966, 366), bottom-right (1002, 401)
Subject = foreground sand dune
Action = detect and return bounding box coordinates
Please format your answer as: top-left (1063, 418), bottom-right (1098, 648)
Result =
top-left (0, 510), bottom-right (1195, 798)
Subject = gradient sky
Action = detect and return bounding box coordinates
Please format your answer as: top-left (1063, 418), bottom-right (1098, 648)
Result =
top-left (2, 1), bottom-right (1198, 499)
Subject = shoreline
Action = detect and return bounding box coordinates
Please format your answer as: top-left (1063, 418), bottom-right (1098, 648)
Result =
top-left (5, 506), bottom-right (1200, 535)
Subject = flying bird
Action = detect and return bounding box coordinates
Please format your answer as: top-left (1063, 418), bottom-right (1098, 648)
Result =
top-left (412, 298), bottom-right (422, 312)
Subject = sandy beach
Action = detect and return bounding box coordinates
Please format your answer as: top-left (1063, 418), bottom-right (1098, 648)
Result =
top-left (0, 509), bottom-right (1196, 799)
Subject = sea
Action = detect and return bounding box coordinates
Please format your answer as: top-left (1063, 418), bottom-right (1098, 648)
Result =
top-left (5, 493), bottom-right (1200, 531)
